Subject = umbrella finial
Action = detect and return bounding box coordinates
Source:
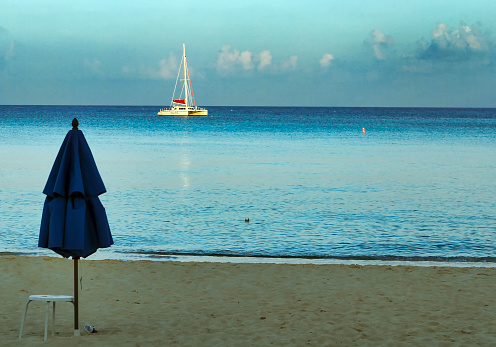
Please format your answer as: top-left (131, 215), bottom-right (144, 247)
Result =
top-left (72, 118), bottom-right (79, 130)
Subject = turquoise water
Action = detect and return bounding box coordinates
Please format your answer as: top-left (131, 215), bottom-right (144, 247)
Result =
top-left (1, 106), bottom-right (495, 262)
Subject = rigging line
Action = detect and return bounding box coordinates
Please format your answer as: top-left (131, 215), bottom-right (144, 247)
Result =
top-left (186, 61), bottom-right (196, 108)
top-left (171, 55), bottom-right (183, 106)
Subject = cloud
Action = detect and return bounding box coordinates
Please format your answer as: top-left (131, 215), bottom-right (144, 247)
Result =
top-left (135, 53), bottom-right (179, 80)
top-left (216, 45), bottom-right (254, 75)
top-left (364, 29), bottom-right (394, 60)
top-left (257, 50), bottom-right (272, 70)
top-left (157, 53), bottom-right (179, 79)
top-left (239, 51), bottom-right (254, 70)
top-left (401, 21), bottom-right (496, 74)
top-left (216, 45), bottom-right (279, 75)
top-left (118, 53), bottom-right (182, 80)
top-left (216, 45), bottom-right (301, 76)
top-left (416, 22), bottom-right (491, 61)
top-left (320, 53), bottom-right (334, 67)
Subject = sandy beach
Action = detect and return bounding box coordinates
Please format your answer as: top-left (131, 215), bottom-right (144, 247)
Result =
top-left (1, 256), bottom-right (495, 346)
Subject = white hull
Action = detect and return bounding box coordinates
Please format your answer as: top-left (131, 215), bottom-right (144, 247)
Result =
top-left (158, 107), bottom-right (208, 116)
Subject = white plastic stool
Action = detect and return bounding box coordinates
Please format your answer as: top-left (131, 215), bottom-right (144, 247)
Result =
top-left (19, 295), bottom-right (75, 341)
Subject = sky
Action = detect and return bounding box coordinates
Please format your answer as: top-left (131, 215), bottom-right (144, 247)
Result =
top-left (1, 0), bottom-right (496, 107)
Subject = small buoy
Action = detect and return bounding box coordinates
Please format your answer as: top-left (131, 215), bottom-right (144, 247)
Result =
top-left (245, 218), bottom-right (250, 223)
top-left (362, 127), bottom-right (365, 134)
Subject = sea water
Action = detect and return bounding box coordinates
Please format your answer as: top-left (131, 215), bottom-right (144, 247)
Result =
top-left (1, 106), bottom-right (495, 264)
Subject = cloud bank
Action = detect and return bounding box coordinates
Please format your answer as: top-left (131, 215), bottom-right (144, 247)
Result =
top-left (399, 21), bottom-right (496, 74)
top-left (416, 22), bottom-right (492, 61)
top-left (216, 45), bottom-right (298, 76)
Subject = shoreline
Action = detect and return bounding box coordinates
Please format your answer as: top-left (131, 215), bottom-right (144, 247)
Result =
top-left (3, 250), bottom-right (496, 268)
top-left (2, 255), bottom-right (495, 346)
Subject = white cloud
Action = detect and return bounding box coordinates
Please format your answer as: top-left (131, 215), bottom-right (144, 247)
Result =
top-left (157, 53), bottom-right (178, 79)
top-left (320, 53), bottom-right (334, 67)
top-left (239, 51), bottom-right (254, 70)
top-left (364, 29), bottom-right (394, 60)
top-left (257, 50), bottom-right (272, 70)
top-left (216, 45), bottom-right (239, 71)
top-left (215, 45), bottom-right (301, 76)
top-left (216, 45), bottom-right (255, 75)
top-left (216, 46), bottom-right (282, 75)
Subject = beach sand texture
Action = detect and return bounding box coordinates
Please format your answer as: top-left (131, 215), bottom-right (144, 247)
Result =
top-left (1, 256), bottom-right (495, 346)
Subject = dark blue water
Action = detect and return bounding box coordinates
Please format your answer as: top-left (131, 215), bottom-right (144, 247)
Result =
top-left (1, 105), bottom-right (495, 263)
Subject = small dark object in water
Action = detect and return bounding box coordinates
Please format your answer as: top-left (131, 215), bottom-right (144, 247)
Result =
top-left (245, 218), bottom-right (250, 223)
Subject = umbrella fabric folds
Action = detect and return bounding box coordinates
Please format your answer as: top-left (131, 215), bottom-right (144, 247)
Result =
top-left (39, 121), bottom-right (113, 257)
top-left (38, 118), bottom-right (113, 336)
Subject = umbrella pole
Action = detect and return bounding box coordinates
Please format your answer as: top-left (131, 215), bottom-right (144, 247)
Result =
top-left (74, 257), bottom-right (80, 336)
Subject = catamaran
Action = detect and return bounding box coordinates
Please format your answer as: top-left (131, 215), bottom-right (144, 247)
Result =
top-left (158, 44), bottom-right (208, 116)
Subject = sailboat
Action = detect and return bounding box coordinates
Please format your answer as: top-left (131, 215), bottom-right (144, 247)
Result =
top-left (158, 44), bottom-right (208, 116)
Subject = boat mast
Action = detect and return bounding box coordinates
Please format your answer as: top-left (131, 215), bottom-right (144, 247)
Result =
top-left (183, 43), bottom-right (188, 108)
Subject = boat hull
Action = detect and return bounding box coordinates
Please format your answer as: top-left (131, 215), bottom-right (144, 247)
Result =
top-left (157, 109), bottom-right (208, 116)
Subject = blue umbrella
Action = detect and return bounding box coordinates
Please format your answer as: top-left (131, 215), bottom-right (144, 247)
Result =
top-left (38, 118), bottom-right (113, 336)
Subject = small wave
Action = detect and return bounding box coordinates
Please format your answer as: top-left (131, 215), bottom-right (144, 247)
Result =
top-left (127, 250), bottom-right (496, 264)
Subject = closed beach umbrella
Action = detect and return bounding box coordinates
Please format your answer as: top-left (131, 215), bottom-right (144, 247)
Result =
top-left (38, 118), bottom-right (113, 336)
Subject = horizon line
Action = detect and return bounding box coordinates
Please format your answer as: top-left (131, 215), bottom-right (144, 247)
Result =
top-left (2, 104), bottom-right (496, 109)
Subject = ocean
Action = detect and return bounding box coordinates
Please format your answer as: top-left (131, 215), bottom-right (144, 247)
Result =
top-left (1, 105), bottom-right (495, 265)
